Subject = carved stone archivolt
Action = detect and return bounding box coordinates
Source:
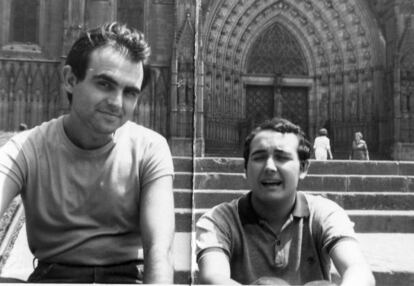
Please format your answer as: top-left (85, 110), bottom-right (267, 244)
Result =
top-left (200, 0), bottom-right (384, 153)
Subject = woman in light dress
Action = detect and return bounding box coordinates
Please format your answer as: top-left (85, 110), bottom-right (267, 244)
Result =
top-left (313, 128), bottom-right (333, 160)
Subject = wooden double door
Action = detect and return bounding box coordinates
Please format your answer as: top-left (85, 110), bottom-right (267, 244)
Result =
top-left (205, 84), bottom-right (309, 156)
top-left (245, 85), bottom-right (309, 133)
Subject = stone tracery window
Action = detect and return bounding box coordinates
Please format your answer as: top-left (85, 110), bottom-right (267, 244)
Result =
top-left (246, 23), bottom-right (308, 76)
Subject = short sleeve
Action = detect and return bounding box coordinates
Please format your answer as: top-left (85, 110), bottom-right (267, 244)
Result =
top-left (0, 135), bottom-right (28, 190)
top-left (196, 205), bottom-right (233, 262)
top-left (310, 196), bottom-right (356, 255)
top-left (140, 135), bottom-right (174, 187)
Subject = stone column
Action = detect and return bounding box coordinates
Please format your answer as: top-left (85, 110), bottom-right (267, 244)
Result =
top-left (193, 0), bottom-right (205, 156)
top-left (168, 0), bottom-right (198, 156)
top-left (62, 0), bottom-right (86, 57)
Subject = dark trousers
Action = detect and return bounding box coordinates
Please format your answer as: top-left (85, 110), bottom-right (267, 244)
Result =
top-left (27, 260), bottom-right (144, 284)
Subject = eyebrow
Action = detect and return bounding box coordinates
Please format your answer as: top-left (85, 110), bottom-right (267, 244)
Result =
top-left (93, 73), bottom-right (142, 93)
top-left (250, 148), bottom-right (292, 157)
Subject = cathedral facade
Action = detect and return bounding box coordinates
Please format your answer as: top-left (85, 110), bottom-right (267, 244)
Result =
top-left (1, 0), bottom-right (414, 160)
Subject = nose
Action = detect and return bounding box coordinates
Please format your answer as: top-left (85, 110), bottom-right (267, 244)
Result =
top-left (264, 157), bottom-right (277, 173)
top-left (107, 89), bottom-right (123, 109)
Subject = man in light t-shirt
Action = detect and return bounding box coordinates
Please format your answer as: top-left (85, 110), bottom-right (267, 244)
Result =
top-left (0, 22), bottom-right (174, 284)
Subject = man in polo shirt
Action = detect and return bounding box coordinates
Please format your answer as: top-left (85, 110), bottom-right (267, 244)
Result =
top-left (196, 117), bottom-right (375, 286)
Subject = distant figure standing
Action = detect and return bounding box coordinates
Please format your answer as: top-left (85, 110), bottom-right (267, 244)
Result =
top-left (350, 131), bottom-right (369, 160)
top-left (313, 128), bottom-right (333, 160)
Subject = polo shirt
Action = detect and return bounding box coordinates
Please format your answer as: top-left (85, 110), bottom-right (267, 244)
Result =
top-left (196, 191), bottom-right (356, 285)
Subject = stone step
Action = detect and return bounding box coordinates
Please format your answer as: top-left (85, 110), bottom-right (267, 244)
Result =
top-left (173, 157), bottom-right (414, 175)
top-left (173, 172), bottom-right (414, 192)
top-left (175, 208), bottom-right (414, 233)
top-left (174, 189), bottom-right (414, 210)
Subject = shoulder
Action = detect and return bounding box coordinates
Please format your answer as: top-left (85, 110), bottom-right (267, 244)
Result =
top-left (303, 193), bottom-right (355, 236)
top-left (119, 121), bottom-right (167, 142)
top-left (197, 199), bottom-right (239, 227)
top-left (202, 199), bottom-right (238, 219)
top-left (6, 117), bottom-right (62, 147)
top-left (304, 193), bottom-right (346, 217)
top-left (115, 121), bottom-right (169, 151)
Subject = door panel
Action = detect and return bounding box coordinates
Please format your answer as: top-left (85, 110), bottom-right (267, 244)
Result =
top-left (246, 85), bottom-right (274, 127)
top-left (280, 86), bottom-right (309, 132)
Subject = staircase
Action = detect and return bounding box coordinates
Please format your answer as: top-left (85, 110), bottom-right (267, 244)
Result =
top-left (0, 156), bottom-right (413, 285)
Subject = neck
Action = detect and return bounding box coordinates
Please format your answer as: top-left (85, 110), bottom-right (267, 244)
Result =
top-left (251, 194), bottom-right (296, 231)
top-left (63, 115), bottom-right (113, 149)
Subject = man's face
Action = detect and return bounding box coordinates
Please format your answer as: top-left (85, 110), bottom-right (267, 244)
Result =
top-left (246, 130), bottom-right (308, 204)
top-left (65, 46), bottom-right (143, 135)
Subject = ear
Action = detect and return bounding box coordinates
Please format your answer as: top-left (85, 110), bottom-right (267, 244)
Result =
top-left (141, 65), bottom-right (152, 91)
top-left (299, 160), bottom-right (309, 180)
top-left (62, 65), bottom-right (78, 93)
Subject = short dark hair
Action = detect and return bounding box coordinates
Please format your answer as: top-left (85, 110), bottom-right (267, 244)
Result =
top-left (318, 128), bottom-right (328, 136)
top-left (65, 22), bottom-right (151, 103)
top-left (243, 117), bottom-right (312, 169)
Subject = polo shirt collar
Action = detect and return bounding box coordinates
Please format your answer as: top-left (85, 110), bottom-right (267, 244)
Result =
top-left (238, 191), bottom-right (310, 225)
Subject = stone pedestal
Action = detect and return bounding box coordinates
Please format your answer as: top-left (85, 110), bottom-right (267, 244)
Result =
top-left (392, 142), bottom-right (414, 160)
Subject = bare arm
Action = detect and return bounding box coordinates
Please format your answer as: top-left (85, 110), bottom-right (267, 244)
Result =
top-left (330, 239), bottom-right (375, 286)
top-left (0, 174), bottom-right (20, 216)
top-left (365, 143), bottom-right (370, 160)
top-left (198, 250), bottom-right (240, 285)
top-left (327, 146), bottom-right (333, 160)
top-left (139, 175), bottom-right (175, 284)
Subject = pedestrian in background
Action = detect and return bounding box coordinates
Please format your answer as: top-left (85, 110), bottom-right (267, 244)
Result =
top-left (313, 128), bottom-right (333, 160)
top-left (350, 131), bottom-right (369, 160)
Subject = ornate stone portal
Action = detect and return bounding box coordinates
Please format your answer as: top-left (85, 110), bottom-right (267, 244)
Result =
top-left (199, 0), bottom-right (385, 158)
top-left (2, 0), bottom-right (414, 159)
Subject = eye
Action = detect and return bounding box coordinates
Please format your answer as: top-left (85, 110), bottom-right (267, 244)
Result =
top-left (274, 153), bottom-right (290, 162)
top-left (251, 154), bottom-right (267, 162)
top-left (124, 90), bottom-right (140, 98)
top-left (96, 80), bottom-right (112, 90)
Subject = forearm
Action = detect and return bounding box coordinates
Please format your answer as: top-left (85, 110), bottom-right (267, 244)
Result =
top-left (340, 265), bottom-right (375, 286)
top-left (143, 246), bottom-right (174, 284)
top-left (200, 273), bottom-right (240, 285)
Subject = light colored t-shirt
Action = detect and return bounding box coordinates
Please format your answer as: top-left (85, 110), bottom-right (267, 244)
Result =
top-left (196, 192), bottom-right (356, 285)
top-left (0, 115), bottom-right (174, 265)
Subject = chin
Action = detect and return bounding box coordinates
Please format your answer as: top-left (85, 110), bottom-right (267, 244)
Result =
top-left (95, 126), bottom-right (119, 135)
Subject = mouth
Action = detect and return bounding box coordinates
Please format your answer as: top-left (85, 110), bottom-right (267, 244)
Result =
top-left (99, 110), bottom-right (121, 118)
top-left (261, 179), bottom-right (283, 187)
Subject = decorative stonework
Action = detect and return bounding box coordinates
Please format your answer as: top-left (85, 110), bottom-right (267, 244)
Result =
top-left (201, 0), bottom-right (384, 155)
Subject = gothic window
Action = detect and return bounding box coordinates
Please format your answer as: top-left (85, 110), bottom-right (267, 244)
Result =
top-left (10, 0), bottom-right (40, 44)
top-left (246, 23), bottom-right (308, 76)
top-left (117, 0), bottom-right (144, 32)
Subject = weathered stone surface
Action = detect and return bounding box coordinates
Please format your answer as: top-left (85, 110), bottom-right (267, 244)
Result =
top-left (308, 160), bottom-right (400, 175)
top-left (178, 190), bottom-right (414, 211)
top-left (195, 157), bottom-right (244, 173)
top-left (348, 176), bottom-right (408, 192)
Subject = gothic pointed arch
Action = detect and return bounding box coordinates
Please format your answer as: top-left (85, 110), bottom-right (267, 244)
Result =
top-left (246, 22), bottom-right (308, 76)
